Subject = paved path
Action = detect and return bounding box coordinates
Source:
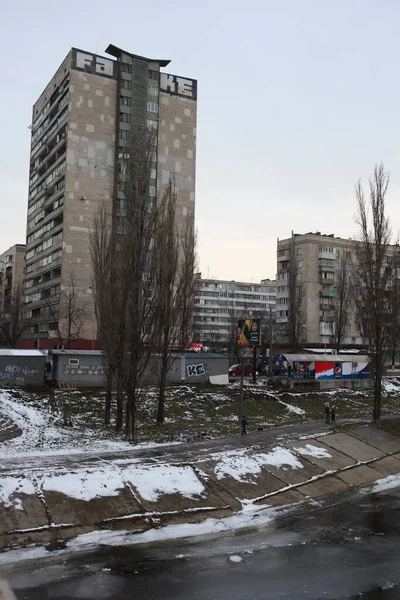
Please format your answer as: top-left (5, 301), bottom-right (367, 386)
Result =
top-left (0, 416), bottom-right (381, 473)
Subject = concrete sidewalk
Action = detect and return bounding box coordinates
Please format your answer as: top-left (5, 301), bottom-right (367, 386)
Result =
top-left (1, 418), bottom-right (400, 552)
top-left (0, 416), bottom-right (386, 473)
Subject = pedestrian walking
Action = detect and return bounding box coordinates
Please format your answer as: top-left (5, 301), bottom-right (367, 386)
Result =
top-left (241, 416), bottom-right (248, 436)
top-left (324, 402), bottom-right (330, 425)
top-left (331, 404), bottom-right (336, 424)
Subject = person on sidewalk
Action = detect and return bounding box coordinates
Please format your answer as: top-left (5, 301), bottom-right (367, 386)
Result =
top-left (324, 402), bottom-right (330, 425)
top-left (241, 416), bottom-right (248, 436)
top-left (331, 404), bottom-right (336, 424)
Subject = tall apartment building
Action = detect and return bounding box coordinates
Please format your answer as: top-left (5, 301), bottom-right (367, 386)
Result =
top-left (194, 276), bottom-right (276, 344)
top-left (0, 245), bottom-right (26, 314)
top-left (276, 232), bottom-right (364, 347)
top-left (23, 46), bottom-right (197, 348)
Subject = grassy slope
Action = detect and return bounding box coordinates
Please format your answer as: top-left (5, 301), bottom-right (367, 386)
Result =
top-left (2, 380), bottom-right (400, 448)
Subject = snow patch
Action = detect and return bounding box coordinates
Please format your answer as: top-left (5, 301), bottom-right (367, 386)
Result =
top-left (277, 400), bottom-right (306, 416)
top-left (383, 379), bottom-right (400, 393)
top-left (370, 474), bottom-right (400, 494)
top-left (293, 444), bottom-right (332, 459)
top-left (213, 447), bottom-right (303, 482)
top-left (123, 464), bottom-right (205, 502)
top-left (229, 555), bottom-right (243, 563)
top-left (42, 469), bottom-right (125, 501)
top-left (0, 477), bottom-right (36, 510)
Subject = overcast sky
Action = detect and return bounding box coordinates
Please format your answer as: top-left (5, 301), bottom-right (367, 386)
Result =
top-left (1, 0), bottom-right (400, 282)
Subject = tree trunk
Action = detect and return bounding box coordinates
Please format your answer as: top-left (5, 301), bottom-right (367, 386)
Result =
top-left (157, 335), bottom-right (170, 424)
top-left (125, 386), bottom-right (136, 442)
top-left (116, 378), bottom-right (123, 432)
top-left (105, 370), bottom-right (112, 425)
top-left (392, 341), bottom-right (397, 368)
top-left (373, 363), bottom-right (382, 421)
top-left (157, 363), bottom-right (168, 425)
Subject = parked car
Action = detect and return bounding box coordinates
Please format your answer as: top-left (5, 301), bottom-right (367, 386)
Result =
top-left (229, 363), bottom-right (254, 377)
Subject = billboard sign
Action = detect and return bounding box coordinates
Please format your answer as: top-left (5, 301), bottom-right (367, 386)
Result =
top-left (334, 362), bottom-right (342, 379)
top-left (237, 319), bottom-right (261, 346)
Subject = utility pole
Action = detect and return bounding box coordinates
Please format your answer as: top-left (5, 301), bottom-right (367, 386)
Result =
top-left (239, 354), bottom-right (245, 422)
top-left (269, 306), bottom-right (274, 375)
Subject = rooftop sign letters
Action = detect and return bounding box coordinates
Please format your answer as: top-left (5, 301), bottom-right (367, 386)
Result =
top-left (160, 73), bottom-right (197, 100)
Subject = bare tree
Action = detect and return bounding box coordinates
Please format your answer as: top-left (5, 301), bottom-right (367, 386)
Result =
top-left (353, 163), bottom-right (396, 421)
top-left (389, 253), bottom-right (400, 367)
top-left (44, 274), bottom-right (86, 349)
top-left (0, 283), bottom-right (28, 348)
top-left (90, 205), bottom-right (126, 429)
top-left (119, 127), bottom-right (160, 441)
top-left (153, 179), bottom-right (180, 424)
top-left (153, 178), bottom-right (198, 424)
top-left (287, 235), bottom-right (304, 351)
top-left (331, 255), bottom-right (352, 352)
top-left (177, 218), bottom-right (198, 351)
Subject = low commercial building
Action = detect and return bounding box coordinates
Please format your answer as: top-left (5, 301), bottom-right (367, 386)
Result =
top-left (193, 276), bottom-right (276, 345)
top-left (50, 350), bottom-right (228, 387)
top-left (0, 349), bottom-right (46, 385)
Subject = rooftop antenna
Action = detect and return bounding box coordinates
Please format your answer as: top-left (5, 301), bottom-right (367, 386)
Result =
top-left (207, 265), bottom-right (210, 279)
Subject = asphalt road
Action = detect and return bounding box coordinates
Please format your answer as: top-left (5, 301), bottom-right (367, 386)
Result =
top-left (5, 484), bottom-right (400, 600)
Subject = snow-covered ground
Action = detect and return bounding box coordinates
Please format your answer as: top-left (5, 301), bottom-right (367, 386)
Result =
top-left (0, 389), bottom-right (151, 458)
top-left (1, 377), bottom-right (400, 460)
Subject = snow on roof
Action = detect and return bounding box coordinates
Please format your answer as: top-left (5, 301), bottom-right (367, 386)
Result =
top-left (0, 349), bottom-right (45, 357)
top-left (286, 353), bottom-right (370, 363)
top-left (302, 347), bottom-right (363, 355)
top-left (50, 350), bottom-right (103, 355)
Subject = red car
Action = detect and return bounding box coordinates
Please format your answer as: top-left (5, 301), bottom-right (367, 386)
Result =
top-left (229, 363), bottom-right (254, 377)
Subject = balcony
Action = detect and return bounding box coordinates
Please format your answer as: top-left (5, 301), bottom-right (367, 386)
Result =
top-left (277, 251), bottom-right (290, 262)
top-left (276, 316), bottom-right (288, 324)
top-left (320, 290), bottom-right (336, 298)
top-left (320, 276), bottom-right (335, 285)
top-left (320, 315), bottom-right (335, 323)
top-left (29, 153), bottom-right (66, 197)
top-left (319, 303), bottom-right (334, 311)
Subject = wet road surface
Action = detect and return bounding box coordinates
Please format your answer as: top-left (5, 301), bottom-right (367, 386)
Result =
top-left (6, 486), bottom-right (400, 599)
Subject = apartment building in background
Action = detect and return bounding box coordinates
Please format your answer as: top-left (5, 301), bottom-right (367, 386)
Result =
top-left (0, 245), bottom-right (26, 314)
top-left (276, 232), bottom-right (363, 347)
top-left (23, 45), bottom-right (197, 348)
top-left (193, 276), bottom-right (276, 345)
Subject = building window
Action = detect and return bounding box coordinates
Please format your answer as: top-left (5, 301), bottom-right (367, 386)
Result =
top-left (117, 181), bottom-right (125, 192)
top-left (150, 168), bottom-right (156, 179)
top-left (121, 63), bottom-right (132, 73)
top-left (149, 186), bottom-right (156, 197)
top-left (149, 151), bottom-right (157, 162)
top-left (296, 247), bottom-right (303, 256)
top-left (121, 79), bottom-right (132, 89)
top-left (277, 249), bottom-right (286, 257)
top-left (147, 102), bottom-right (158, 113)
top-left (148, 86), bottom-right (158, 96)
top-left (120, 112), bottom-right (131, 123)
top-left (119, 129), bottom-right (130, 140)
top-left (120, 96), bottom-right (132, 106)
top-left (148, 70), bottom-right (159, 81)
top-left (147, 119), bottom-right (157, 130)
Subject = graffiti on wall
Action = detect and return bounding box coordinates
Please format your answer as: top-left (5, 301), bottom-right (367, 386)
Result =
top-left (0, 364), bottom-right (39, 380)
top-left (63, 364), bottom-right (105, 377)
top-left (186, 363), bottom-right (207, 378)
